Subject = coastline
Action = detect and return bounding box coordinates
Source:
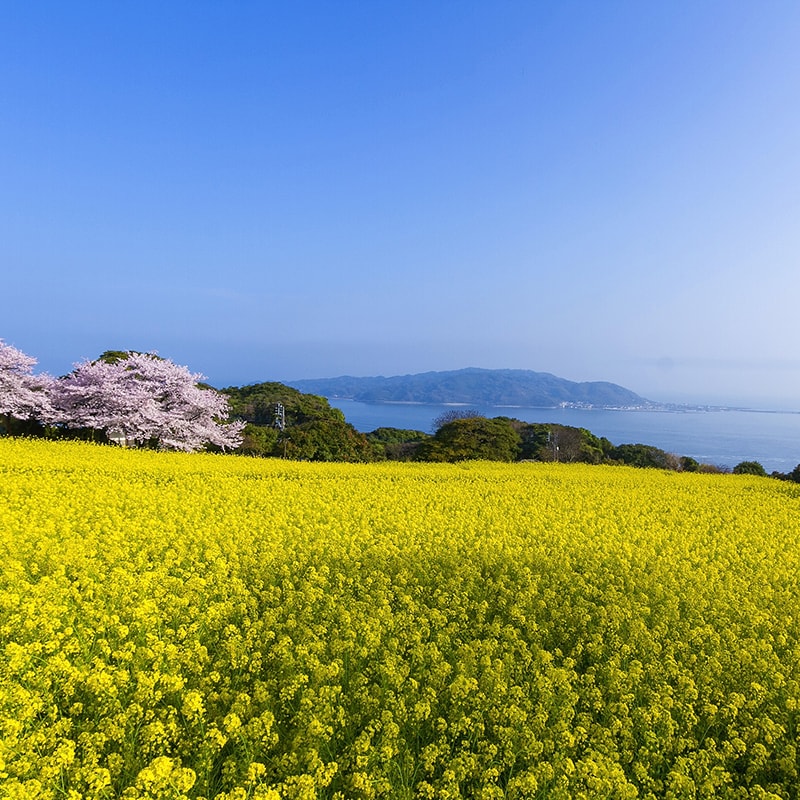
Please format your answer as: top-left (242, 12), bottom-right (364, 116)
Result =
top-left (328, 398), bottom-right (800, 474)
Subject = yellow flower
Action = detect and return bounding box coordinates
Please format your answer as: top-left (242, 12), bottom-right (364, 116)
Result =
top-left (222, 712), bottom-right (242, 734)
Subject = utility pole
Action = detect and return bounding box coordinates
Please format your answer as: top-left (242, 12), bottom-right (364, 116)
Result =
top-left (548, 427), bottom-right (560, 462)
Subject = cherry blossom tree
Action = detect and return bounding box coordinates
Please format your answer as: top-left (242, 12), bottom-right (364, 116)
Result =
top-left (0, 339), bottom-right (54, 431)
top-left (51, 351), bottom-right (244, 451)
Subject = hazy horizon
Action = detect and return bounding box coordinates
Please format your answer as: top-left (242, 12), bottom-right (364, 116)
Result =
top-left (4, 2), bottom-right (799, 411)
top-left (8, 338), bottom-right (800, 413)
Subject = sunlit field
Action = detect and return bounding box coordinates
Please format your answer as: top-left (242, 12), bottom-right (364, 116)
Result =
top-left (2, 439), bottom-right (800, 799)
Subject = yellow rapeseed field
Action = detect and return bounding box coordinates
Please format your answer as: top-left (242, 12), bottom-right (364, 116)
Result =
top-left (1, 438), bottom-right (800, 799)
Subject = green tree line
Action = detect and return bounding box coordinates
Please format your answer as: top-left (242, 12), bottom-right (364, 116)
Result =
top-left (222, 383), bottom-right (800, 480)
top-left (4, 347), bottom-right (798, 478)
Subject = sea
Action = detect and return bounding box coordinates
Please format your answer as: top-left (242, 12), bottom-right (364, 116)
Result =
top-left (328, 399), bottom-right (800, 475)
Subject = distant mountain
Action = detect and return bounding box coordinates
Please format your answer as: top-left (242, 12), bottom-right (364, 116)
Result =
top-left (288, 368), bottom-right (657, 409)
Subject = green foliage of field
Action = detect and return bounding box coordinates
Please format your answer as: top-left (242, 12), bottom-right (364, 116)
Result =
top-left (1, 439), bottom-right (800, 799)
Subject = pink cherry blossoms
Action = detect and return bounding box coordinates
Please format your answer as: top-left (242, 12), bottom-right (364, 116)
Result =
top-left (1, 341), bottom-right (244, 452)
top-left (52, 352), bottom-right (244, 451)
top-left (0, 339), bottom-right (54, 425)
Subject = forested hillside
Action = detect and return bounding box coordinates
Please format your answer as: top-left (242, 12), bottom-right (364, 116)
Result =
top-left (221, 382), bottom-right (374, 461)
top-left (289, 368), bottom-right (656, 408)
top-left (3, 340), bottom-right (798, 477)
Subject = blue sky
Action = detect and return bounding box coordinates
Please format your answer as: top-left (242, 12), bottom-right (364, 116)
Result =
top-left (3, 1), bottom-right (799, 407)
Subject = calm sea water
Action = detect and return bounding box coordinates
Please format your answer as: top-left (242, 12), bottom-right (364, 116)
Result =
top-left (329, 399), bottom-right (800, 474)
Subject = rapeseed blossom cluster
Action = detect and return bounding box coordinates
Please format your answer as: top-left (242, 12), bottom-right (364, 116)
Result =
top-left (1, 438), bottom-right (800, 798)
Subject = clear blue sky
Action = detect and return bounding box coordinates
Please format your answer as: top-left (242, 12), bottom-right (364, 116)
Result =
top-left (3, 1), bottom-right (799, 407)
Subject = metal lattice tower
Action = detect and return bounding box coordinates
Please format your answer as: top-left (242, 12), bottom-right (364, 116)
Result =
top-left (273, 402), bottom-right (286, 432)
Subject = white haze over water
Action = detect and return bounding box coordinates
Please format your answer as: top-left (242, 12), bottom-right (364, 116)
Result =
top-left (329, 399), bottom-right (800, 475)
